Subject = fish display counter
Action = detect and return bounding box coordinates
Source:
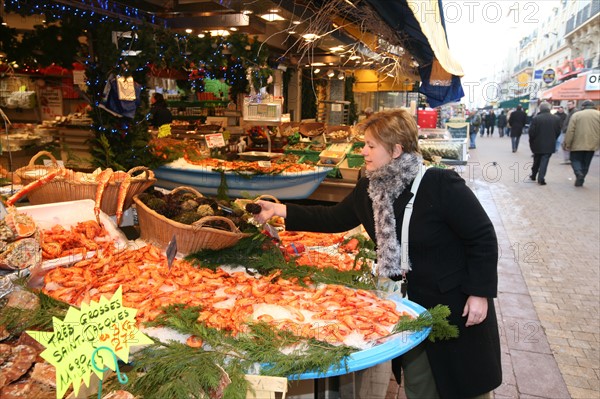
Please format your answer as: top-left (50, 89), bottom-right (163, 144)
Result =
top-left (154, 159), bottom-right (333, 200)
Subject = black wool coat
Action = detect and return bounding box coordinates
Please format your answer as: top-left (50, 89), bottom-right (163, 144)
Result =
top-left (529, 110), bottom-right (562, 154)
top-left (286, 167), bottom-right (502, 398)
top-left (508, 109), bottom-right (527, 137)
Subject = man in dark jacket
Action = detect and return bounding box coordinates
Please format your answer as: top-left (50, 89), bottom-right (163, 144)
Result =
top-left (508, 105), bottom-right (527, 152)
top-left (485, 110), bottom-right (496, 136)
top-left (497, 110), bottom-right (507, 137)
top-left (528, 102), bottom-right (562, 185)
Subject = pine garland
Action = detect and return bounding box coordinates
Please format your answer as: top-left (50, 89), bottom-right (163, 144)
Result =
top-left (392, 304), bottom-right (459, 342)
top-left (120, 305), bottom-right (356, 399)
top-left (186, 234), bottom-right (375, 290)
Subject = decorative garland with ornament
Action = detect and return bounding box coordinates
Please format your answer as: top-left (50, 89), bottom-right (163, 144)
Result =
top-left (1, 1), bottom-right (274, 169)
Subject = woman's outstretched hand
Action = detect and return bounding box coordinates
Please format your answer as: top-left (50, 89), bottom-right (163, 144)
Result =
top-left (253, 200), bottom-right (286, 224)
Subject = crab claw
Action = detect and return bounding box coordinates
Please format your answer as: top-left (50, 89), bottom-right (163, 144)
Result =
top-left (5, 169), bottom-right (64, 206)
top-left (94, 168), bottom-right (114, 223)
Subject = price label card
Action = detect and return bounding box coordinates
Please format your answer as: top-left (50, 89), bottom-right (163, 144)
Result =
top-left (205, 133), bottom-right (226, 148)
top-left (257, 160), bottom-right (272, 168)
top-left (27, 287), bottom-right (153, 399)
top-left (166, 235), bottom-right (177, 269)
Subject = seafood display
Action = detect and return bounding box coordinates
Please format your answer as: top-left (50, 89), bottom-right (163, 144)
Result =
top-left (42, 244), bottom-right (407, 347)
top-left (0, 291), bottom-right (57, 399)
top-left (40, 220), bottom-right (116, 260)
top-left (0, 209), bottom-right (40, 270)
top-left (12, 155), bottom-right (155, 221)
top-left (136, 187), bottom-right (257, 231)
top-left (8, 167), bottom-right (135, 225)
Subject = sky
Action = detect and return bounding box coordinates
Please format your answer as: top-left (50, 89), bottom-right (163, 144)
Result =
top-left (441, 0), bottom-right (559, 107)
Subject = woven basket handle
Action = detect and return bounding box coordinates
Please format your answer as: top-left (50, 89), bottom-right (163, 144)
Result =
top-left (28, 151), bottom-right (58, 167)
top-left (192, 215), bottom-right (240, 233)
top-left (255, 194), bottom-right (280, 203)
top-left (127, 165), bottom-right (155, 179)
top-left (169, 186), bottom-right (204, 198)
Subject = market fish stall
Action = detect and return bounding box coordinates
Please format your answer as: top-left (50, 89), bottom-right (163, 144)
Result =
top-left (154, 162), bottom-right (333, 199)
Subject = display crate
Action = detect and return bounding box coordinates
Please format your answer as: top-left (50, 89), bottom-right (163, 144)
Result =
top-left (419, 138), bottom-right (468, 165)
top-left (338, 159), bottom-right (361, 181)
top-left (243, 97), bottom-right (283, 122)
top-left (346, 142), bottom-right (365, 168)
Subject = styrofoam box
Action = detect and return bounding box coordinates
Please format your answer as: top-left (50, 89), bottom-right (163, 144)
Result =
top-left (338, 159), bottom-right (361, 181)
top-left (19, 199), bottom-right (130, 271)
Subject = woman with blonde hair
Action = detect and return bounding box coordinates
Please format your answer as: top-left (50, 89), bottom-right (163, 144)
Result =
top-left (255, 109), bottom-right (502, 398)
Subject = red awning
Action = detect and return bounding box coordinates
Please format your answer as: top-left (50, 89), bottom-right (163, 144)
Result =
top-left (541, 75), bottom-right (600, 101)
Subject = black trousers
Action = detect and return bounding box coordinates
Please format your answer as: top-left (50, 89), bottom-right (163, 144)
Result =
top-left (531, 153), bottom-right (552, 182)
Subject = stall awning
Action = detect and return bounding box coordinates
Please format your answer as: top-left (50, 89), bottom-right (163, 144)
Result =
top-left (541, 75), bottom-right (600, 101)
top-left (364, 0), bottom-right (465, 107)
top-left (498, 95), bottom-right (530, 109)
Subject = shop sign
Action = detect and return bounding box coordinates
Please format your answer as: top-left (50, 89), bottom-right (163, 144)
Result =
top-left (517, 73), bottom-right (530, 88)
top-left (542, 69), bottom-right (556, 85)
top-left (205, 132), bottom-right (226, 148)
top-left (585, 73), bottom-right (600, 91)
top-left (38, 86), bottom-right (63, 120)
top-left (534, 69), bottom-right (543, 80)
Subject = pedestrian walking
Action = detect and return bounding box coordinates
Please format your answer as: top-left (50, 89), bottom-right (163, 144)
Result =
top-left (508, 105), bottom-right (527, 152)
top-left (563, 100), bottom-right (600, 187)
top-left (480, 111), bottom-right (486, 137)
top-left (559, 100), bottom-right (577, 164)
top-left (528, 102), bottom-right (561, 185)
top-left (486, 110), bottom-right (496, 136)
top-left (497, 110), bottom-right (507, 138)
top-left (469, 110), bottom-right (482, 149)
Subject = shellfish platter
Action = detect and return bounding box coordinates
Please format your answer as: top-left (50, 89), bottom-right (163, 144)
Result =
top-left (19, 199), bottom-right (129, 272)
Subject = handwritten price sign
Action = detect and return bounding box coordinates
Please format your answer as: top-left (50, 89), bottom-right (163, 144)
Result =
top-left (27, 287), bottom-right (153, 398)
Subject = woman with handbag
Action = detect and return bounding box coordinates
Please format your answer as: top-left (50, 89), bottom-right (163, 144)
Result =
top-left (254, 109), bottom-right (502, 398)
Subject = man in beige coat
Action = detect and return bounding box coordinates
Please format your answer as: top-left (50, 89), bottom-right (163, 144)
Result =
top-left (563, 100), bottom-right (600, 187)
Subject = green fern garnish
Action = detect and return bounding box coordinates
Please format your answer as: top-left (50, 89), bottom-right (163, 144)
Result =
top-left (393, 304), bottom-right (459, 342)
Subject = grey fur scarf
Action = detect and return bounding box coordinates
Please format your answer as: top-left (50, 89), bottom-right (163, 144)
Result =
top-left (366, 152), bottom-right (423, 277)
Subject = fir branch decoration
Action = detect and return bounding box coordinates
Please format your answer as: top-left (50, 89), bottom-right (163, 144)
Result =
top-left (186, 235), bottom-right (376, 290)
top-left (392, 304), bottom-right (459, 342)
top-left (128, 307), bottom-right (356, 398)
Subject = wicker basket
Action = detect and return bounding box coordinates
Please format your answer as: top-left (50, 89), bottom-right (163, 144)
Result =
top-left (133, 186), bottom-right (248, 254)
top-left (15, 151), bottom-right (156, 215)
top-left (14, 151), bottom-right (60, 182)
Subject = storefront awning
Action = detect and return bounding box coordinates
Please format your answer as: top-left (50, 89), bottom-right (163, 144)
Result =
top-left (541, 74), bottom-right (600, 101)
top-left (364, 0), bottom-right (465, 107)
top-left (498, 95), bottom-right (530, 109)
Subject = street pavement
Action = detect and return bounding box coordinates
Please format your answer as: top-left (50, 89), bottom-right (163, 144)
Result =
top-left (387, 132), bottom-right (599, 399)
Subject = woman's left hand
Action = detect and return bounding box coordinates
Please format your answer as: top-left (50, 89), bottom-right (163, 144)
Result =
top-left (462, 296), bottom-right (489, 327)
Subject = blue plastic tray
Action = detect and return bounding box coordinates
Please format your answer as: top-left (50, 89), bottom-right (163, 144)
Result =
top-left (291, 295), bottom-right (430, 380)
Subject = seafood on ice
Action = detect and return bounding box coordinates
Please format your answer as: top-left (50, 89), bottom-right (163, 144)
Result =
top-left (0, 209), bottom-right (40, 270)
top-left (42, 244), bottom-right (411, 348)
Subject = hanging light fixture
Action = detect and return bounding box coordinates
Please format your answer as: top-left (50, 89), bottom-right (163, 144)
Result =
top-left (313, 68), bottom-right (321, 74)
top-left (327, 69), bottom-right (335, 78)
top-left (337, 71), bottom-right (345, 80)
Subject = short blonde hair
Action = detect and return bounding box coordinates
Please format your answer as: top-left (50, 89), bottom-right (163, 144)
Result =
top-left (356, 109), bottom-right (420, 155)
